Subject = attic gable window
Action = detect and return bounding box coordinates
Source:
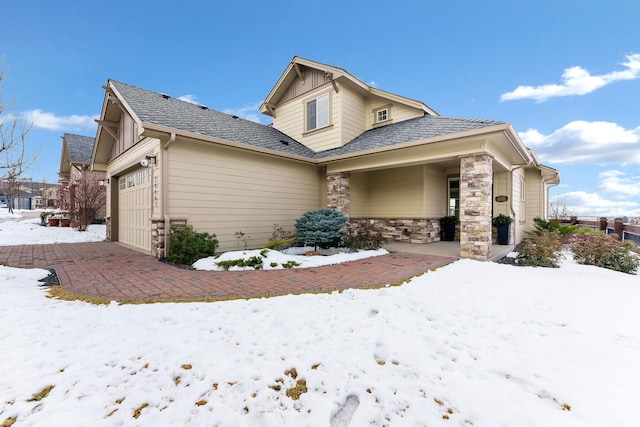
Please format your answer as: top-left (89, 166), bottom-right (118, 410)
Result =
top-left (373, 104), bottom-right (393, 127)
top-left (377, 108), bottom-right (388, 123)
top-left (306, 93), bottom-right (329, 132)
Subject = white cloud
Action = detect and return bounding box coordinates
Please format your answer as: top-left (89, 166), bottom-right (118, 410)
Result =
top-left (519, 120), bottom-right (640, 165)
top-left (223, 101), bottom-right (267, 124)
top-left (554, 190), bottom-right (640, 217)
top-left (23, 109), bottom-right (98, 132)
top-left (597, 169), bottom-right (640, 197)
top-left (177, 94), bottom-right (200, 104)
top-left (501, 53), bottom-right (640, 102)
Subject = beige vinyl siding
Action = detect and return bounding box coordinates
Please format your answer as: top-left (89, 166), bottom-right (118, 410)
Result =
top-left (349, 172), bottom-right (369, 217)
top-left (365, 97), bottom-right (424, 129)
top-left (423, 164), bottom-right (447, 217)
top-left (272, 85), bottom-right (344, 152)
top-left (350, 165), bottom-right (446, 219)
top-left (167, 140), bottom-right (322, 252)
top-left (339, 85), bottom-right (367, 144)
top-left (524, 168), bottom-right (543, 233)
top-left (365, 166), bottom-right (424, 218)
top-left (492, 171), bottom-right (509, 217)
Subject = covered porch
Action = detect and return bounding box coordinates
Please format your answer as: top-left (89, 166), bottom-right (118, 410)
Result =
top-left (383, 241), bottom-right (515, 262)
top-left (326, 150), bottom-right (516, 261)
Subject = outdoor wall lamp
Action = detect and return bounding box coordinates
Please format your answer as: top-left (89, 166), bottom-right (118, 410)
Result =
top-left (141, 155), bottom-right (157, 167)
top-left (99, 178), bottom-right (110, 186)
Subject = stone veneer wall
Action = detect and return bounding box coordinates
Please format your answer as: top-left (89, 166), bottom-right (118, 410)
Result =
top-left (151, 217), bottom-right (188, 259)
top-left (105, 217), bottom-right (111, 241)
top-left (350, 218), bottom-right (441, 243)
top-left (327, 172), bottom-right (350, 217)
top-left (459, 154), bottom-right (493, 260)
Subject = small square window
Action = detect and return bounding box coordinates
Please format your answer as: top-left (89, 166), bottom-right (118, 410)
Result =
top-left (377, 108), bottom-right (388, 123)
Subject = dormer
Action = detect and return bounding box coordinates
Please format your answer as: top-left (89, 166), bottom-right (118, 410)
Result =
top-left (260, 56), bottom-right (438, 152)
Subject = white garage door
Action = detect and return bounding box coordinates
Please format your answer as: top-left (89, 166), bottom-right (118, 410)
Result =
top-left (118, 168), bottom-right (152, 251)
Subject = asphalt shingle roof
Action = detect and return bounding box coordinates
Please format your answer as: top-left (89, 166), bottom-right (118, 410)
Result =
top-left (111, 80), bottom-right (505, 161)
top-left (315, 115), bottom-right (506, 158)
top-left (111, 81), bottom-right (316, 158)
top-left (63, 133), bottom-right (95, 164)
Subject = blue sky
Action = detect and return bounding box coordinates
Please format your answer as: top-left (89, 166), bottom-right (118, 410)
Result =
top-left (2, 0), bottom-right (639, 216)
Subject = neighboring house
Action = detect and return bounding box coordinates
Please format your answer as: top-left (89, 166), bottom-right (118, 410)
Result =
top-left (59, 133), bottom-right (106, 219)
top-left (0, 180), bottom-right (58, 210)
top-left (91, 57), bottom-right (559, 260)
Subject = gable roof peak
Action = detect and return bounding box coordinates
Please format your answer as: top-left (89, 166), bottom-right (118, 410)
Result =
top-left (261, 56), bottom-right (438, 117)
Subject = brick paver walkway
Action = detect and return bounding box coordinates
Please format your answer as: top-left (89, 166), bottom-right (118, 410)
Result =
top-left (0, 242), bottom-right (457, 302)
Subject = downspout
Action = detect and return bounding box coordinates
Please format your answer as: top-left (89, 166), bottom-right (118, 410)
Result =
top-left (162, 132), bottom-right (176, 258)
top-left (508, 165), bottom-right (526, 219)
top-left (543, 178), bottom-right (560, 219)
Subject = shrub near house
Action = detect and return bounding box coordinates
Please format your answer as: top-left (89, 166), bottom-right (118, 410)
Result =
top-left (516, 217), bottom-right (639, 274)
top-left (295, 208), bottom-right (348, 251)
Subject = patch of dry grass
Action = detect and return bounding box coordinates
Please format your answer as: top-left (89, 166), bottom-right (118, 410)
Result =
top-left (27, 385), bottom-right (54, 402)
top-left (1, 417), bottom-right (17, 427)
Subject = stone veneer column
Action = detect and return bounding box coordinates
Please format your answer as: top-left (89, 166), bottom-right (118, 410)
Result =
top-left (459, 154), bottom-right (494, 260)
top-left (326, 172), bottom-right (350, 217)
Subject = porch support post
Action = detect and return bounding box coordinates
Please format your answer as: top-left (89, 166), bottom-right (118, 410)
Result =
top-left (459, 154), bottom-right (494, 260)
top-left (327, 172), bottom-right (350, 217)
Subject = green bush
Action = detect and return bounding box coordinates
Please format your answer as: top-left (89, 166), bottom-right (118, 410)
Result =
top-left (516, 230), bottom-right (564, 268)
top-left (168, 225), bottom-right (219, 265)
top-left (492, 214), bottom-right (513, 226)
top-left (342, 223), bottom-right (384, 251)
top-left (530, 217), bottom-right (581, 240)
top-left (295, 208), bottom-right (348, 250)
top-left (570, 233), bottom-right (639, 274)
top-left (40, 211), bottom-right (54, 226)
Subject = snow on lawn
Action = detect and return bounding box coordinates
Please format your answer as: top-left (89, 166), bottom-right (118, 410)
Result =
top-left (0, 213), bottom-right (106, 245)
top-left (193, 247), bottom-right (389, 270)
top-left (2, 254), bottom-right (640, 425)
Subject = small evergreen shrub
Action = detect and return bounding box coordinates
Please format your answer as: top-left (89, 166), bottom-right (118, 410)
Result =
top-left (216, 255), bottom-right (263, 270)
top-left (282, 260), bottom-right (301, 269)
top-left (342, 223), bottom-right (384, 251)
top-left (168, 225), bottom-right (219, 265)
top-left (530, 217), bottom-right (581, 241)
top-left (295, 208), bottom-right (348, 250)
top-left (516, 230), bottom-right (564, 268)
top-left (40, 211), bottom-right (54, 226)
top-left (570, 233), bottom-right (639, 274)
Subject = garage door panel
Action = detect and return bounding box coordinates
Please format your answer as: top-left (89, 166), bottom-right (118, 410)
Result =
top-left (118, 168), bottom-right (151, 251)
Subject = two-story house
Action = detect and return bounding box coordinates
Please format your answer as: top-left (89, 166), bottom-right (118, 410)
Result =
top-left (59, 133), bottom-right (106, 221)
top-left (91, 57), bottom-right (559, 260)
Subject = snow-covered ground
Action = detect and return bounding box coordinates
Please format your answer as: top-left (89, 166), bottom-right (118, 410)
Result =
top-left (1, 209), bottom-right (639, 426)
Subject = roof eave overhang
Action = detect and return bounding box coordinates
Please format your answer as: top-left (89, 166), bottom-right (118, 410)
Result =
top-left (59, 139), bottom-right (70, 175)
top-left (142, 122), bottom-right (316, 164)
top-left (501, 124), bottom-right (533, 166)
top-left (317, 124), bottom-right (523, 164)
top-left (539, 164), bottom-right (561, 185)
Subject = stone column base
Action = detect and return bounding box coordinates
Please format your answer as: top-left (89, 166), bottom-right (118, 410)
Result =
top-left (349, 218), bottom-right (441, 243)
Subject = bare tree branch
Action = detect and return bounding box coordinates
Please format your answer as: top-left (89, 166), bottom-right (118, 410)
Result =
top-left (1, 59), bottom-right (37, 183)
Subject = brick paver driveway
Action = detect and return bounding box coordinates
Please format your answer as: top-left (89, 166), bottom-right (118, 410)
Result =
top-left (0, 242), bottom-right (457, 302)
